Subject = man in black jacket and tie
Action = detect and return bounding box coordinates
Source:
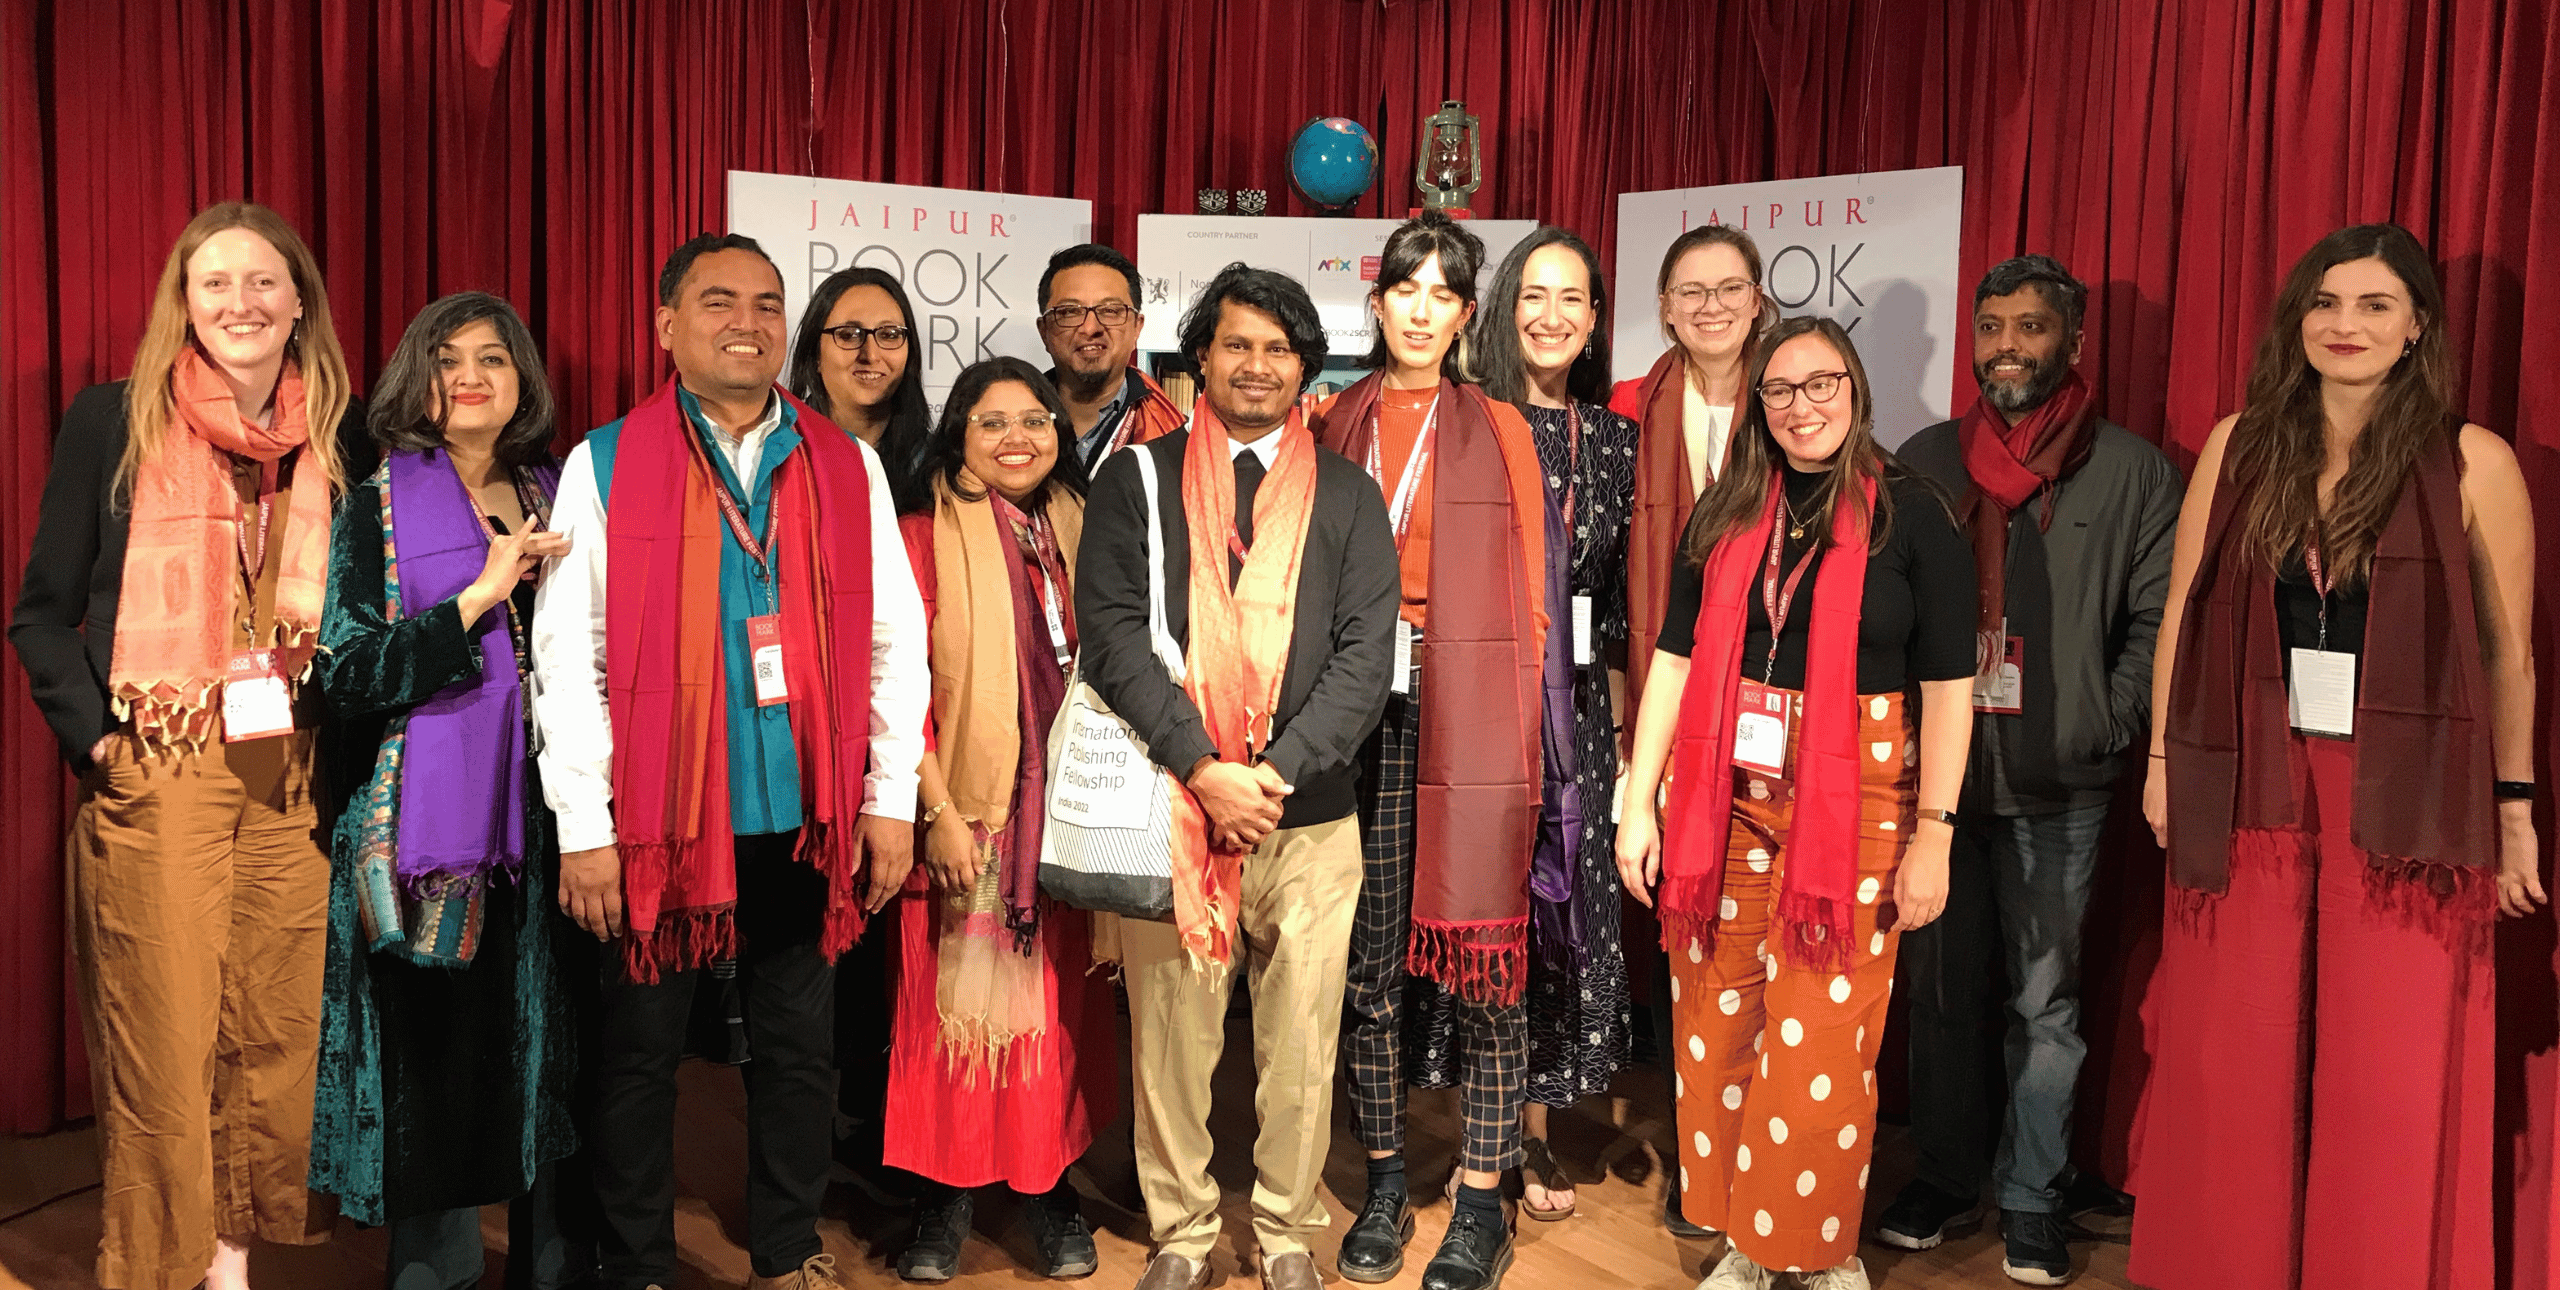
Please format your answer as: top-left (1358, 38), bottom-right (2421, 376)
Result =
top-left (1074, 264), bottom-right (1398, 1290)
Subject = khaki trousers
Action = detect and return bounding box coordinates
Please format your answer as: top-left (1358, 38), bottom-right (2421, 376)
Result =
top-left (1122, 814), bottom-right (1362, 1264)
top-left (66, 728), bottom-right (333, 1290)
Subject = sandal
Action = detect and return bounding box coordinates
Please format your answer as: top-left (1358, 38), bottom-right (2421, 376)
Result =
top-left (1519, 1136), bottom-right (1576, 1221)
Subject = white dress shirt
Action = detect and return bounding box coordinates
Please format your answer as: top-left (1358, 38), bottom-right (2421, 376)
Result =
top-left (530, 391), bottom-right (930, 854)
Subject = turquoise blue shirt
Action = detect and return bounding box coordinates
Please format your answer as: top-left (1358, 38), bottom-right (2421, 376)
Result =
top-left (586, 388), bottom-right (806, 836)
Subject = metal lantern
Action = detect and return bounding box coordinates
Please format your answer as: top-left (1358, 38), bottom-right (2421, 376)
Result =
top-left (1414, 100), bottom-right (1482, 213)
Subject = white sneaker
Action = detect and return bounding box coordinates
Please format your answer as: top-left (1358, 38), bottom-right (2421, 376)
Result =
top-left (1800, 1257), bottom-right (1872, 1290)
top-left (1696, 1246), bottom-right (1776, 1290)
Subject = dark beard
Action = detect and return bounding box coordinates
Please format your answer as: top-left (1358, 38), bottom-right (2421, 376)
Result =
top-left (1057, 361), bottom-right (1120, 402)
top-left (1976, 351), bottom-right (2071, 415)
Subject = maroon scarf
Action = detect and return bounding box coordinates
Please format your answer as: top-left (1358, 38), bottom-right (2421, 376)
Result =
top-left (1317, 375), bottom-right (1544, 1005)
top-left (2163, 420), bottom-right (2492, 892)
top-left (1659, 477), bottom-right (1873, 973)
top-left (1610, 350), bottom-right (1700, 709)
top-left (1957, 373), bottom-right (2097, 651)
top-left (605, 380), bottom-right (877, 981)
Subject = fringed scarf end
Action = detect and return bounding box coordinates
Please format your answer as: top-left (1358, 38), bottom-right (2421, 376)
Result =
top-left (1773, 889), bottom-right (1853, 975)
top-left (796, 820), bottom-right (872, 960)
top-left (619, 905), bottom-right (737, 984)
top-left (1406, 918), bottom-right (1528, 1006)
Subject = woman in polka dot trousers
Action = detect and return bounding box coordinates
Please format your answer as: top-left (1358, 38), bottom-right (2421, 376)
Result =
top-left (1617, 317), bottom-right (1978, 1290)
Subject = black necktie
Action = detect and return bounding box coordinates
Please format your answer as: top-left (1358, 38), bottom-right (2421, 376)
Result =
top-left (1230, 451), bottom-right (1265, 583)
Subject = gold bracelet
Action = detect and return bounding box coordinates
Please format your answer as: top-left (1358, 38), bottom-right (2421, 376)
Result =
top-left (919, 798), bottom-right (954, 826)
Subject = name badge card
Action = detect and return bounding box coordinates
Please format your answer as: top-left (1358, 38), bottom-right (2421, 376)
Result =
top-left (1732, 678), bottom-right (1790, 777)
top-left (1572, 594), bottom-right (1595, 667)
top-left (748, 615), bottom-right (789, 706)
top-left (2288, 648), bottom-right (2356, 738)
top-left (222, 649), bottom-right (294, 742)
top-left (1391, 618), bottom-right (1416, 695)
top-left (1972, 620), bottom-right (2025, 715)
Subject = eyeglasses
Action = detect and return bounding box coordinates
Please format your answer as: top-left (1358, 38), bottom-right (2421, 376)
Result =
top-left (1757, 371), bottom-right (1850, 410)
top-left (821, 323), bottom-right (909, 351)
top-left (1665, 279), bottom-right (1759, 313)
top-left (1041, 302), bottom-right (1137, 330)
top-left (968, 412), bottom-right (1058, 435)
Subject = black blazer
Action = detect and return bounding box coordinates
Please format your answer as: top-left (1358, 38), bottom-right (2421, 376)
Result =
top-left (10, 381), bottom-right (372, 772)
top-left (1073, 428), bottom-right (1400, 829)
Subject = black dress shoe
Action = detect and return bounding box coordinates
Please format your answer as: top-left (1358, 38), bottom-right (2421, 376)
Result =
top-left (897, 1188), bottom-right (973, 1282)
top-left (1335, 1191), bottom-right (1415, 1284)
top-left (1418, 1207), bottom-right (1515, 1290)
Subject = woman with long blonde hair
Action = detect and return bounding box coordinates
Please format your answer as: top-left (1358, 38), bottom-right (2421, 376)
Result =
top-left (9, 201), bottom-right (360, 1290)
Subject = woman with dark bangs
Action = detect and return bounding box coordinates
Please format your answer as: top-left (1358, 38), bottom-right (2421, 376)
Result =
top-left (1315, 211), bottom-right (1551, 1290)
top-left (310, 290), bottom-right (582, 1286)
top-left (2132, 223), bottom-right (2540, 1290)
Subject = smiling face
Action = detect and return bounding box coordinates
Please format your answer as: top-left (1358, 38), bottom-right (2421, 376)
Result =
top-left (1972, 286), bottom-right (2081, 415)
top-left (1370, 251), bottom-right (1475, 377)
top-left (2300, 256), bottom-right (2423, 386)
top-left (657, 248), bottom-right (787, 401)
top-left (819, 284), bottom-right (909, 421)
top-left (185, 227), bottom-right (303, 380)
top-left (431, 318), bottom-right (521, 440)
top-left (1198, 301), bottom-right (1304, 436)
top-left (1758, 333), bottom-right (1857, 470)
top-left (1515, 243), bottom-right (1595, 387)
top-left (1660, 241), bottom-right (1761, 368)
top-left (958, 379), bottom-right (1059, 505)
top-left (1040, 263), bottom-right (1141, 386)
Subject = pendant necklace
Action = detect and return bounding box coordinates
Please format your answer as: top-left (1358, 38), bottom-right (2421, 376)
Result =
top-left (1780, 489), bottom-right (1808, 540)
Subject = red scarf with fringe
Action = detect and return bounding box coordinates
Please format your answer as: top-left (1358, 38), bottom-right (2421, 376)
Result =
top-left (1957, 372), bottom-right (2095, 654)
top-left (1169, 403), bottom-right (1318, 969)
top-left (2163, 419), bottom-right (2491, 893)
top-left (1317, 375), bottom-right (1544, 1005)
top-left (605, 379), bottom-right (875, 981)
top-left (1660, 474), bottom-right (1873, 974)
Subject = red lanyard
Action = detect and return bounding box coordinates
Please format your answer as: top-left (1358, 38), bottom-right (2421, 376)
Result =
top-left (1561, 404), bottom-right (1583, 532)
top-left (685, 428), bottom-right (779, 579)
top-left (2302, 525), bottom-right (2336, 650)
top-left (232, 457), bottom-right (282, 587)
top-left (1759, 503), bottom-right (1821, 684)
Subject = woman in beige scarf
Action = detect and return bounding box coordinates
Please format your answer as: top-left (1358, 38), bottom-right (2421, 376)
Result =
top-left (876, 357), bottom-right (1115, 1283)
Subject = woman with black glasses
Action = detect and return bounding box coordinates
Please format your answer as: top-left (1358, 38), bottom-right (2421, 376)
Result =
top-left (788, 266), bottom-right (934, 492)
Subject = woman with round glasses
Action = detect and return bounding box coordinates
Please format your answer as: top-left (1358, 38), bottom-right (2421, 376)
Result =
top-left (1610, 225), bottom-right (1772, 717)
top-left (880, 356), bottom-right (1112, 1283)
top-left (1616, 316), bottom-right (1974, 1290)
top-left (788, 267), bottom-right (934, 491)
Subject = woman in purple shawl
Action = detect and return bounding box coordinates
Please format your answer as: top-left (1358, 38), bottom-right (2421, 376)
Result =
top-left (311, 292), bottom-right (583, 1287)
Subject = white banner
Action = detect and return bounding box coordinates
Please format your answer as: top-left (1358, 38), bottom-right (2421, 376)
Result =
top-left (1613, 166), bottom-right (1964, 444)
top-left (1134, 214), bottom-right (1539, 358)
top-left (726, 170), bottom-right (1094, 406)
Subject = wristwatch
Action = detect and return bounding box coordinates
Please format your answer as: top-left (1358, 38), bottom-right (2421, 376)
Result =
top-left (1917, 807), bottom-right (1958, 827)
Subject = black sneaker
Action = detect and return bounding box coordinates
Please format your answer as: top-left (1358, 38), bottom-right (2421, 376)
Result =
top-left (1875, 1179), bottom-right (1984, 1251)
top-left (897, 1188), bottom-right (973, 1282)
top-left (1023, 1189), bottom-right (1098, 1279)
top-left (2001, 1209), bottom-right (2073, 1285)
top-left (1418, 1206), bottom-right (1515, 1290)
top-left (1336, 1190), bottom-right (1415, 1284)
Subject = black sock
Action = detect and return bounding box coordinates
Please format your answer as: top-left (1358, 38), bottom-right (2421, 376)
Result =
top-left (1020, 1178), bottom-right (1080, 1215)
top-left (1455, 1182), bottom-right (1505, 1230)
top-left (1367, 1153), bottom-right (1407, 1202)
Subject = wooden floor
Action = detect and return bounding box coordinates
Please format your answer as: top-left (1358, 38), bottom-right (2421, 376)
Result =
top-left (0, 1009), bottom-right (2137, 1290)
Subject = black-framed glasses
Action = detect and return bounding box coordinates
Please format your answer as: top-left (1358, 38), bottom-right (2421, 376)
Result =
top-left (1040, 301), bottom-right (1137, 330)
top-left (1757, 371), bottom-right (1850, 410)
top-left (968, 411), bottom-right (1058, 435)
top-left (821, 322), bottom-right (909, 351)
top-left (1665, 279), bottom-right (1759, 313)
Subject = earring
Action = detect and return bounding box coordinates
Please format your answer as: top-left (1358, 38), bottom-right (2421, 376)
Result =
top-left (2403, 337), bottom-right (2415, 355)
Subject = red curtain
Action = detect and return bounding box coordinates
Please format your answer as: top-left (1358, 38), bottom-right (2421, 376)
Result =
top-left (6, 0), bottom-right (2557, 1280)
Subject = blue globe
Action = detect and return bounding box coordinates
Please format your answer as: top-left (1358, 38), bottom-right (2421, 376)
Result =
top-left (1289, 117), bottom-right (1379, 210)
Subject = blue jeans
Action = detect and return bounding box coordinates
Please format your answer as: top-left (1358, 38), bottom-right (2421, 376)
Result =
top-left (1901, 802), bottom-right (2109, 1213)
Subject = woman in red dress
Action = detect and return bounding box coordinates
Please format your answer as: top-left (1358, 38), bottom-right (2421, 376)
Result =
top-left (2135, 223), bottom-right (2543, 1290)
top-left (883, 357), bottom-right (1114, 1282)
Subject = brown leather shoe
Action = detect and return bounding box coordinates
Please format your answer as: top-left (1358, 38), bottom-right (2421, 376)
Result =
top-left (1262, 1250), bottom-right (1322, 1290)
top-left (748, 1253), bottom-right (848, 1290)
top-left (1136, 1251), bottom-right (1209, 1290)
